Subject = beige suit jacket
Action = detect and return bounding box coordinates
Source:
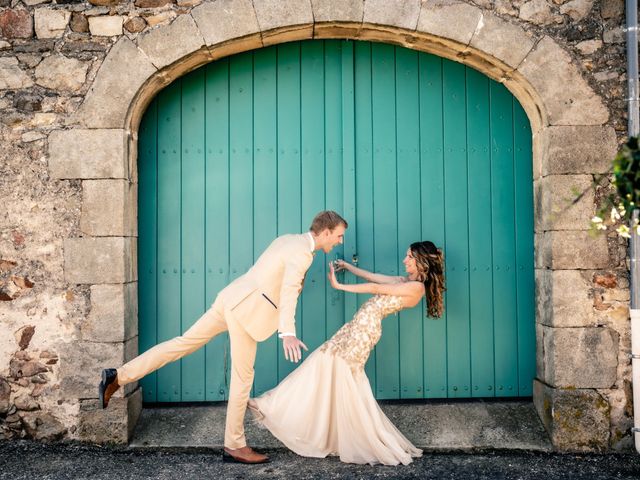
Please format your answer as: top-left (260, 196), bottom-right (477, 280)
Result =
top-left (216, 233), bottom-right (314, 342)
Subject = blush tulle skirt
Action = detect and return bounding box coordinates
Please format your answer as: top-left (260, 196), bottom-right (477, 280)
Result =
top-left (248, 348), bottom-right (422, 466)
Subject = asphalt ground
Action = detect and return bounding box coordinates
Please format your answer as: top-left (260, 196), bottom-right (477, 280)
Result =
top-left (1, 441), bottom-right (640, 480)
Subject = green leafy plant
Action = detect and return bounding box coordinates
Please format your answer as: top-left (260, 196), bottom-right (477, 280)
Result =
top-left (591, 137), bottom-right (640, 238)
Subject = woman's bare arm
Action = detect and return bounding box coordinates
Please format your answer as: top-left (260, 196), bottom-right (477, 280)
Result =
top-left (328, 263), bottom-right (423, 307)
top-left (334, 259), bottom-right (405, 284)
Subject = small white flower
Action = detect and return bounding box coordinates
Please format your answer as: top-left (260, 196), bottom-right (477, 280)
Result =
top-left (618, 203), bottom-right (627, 217)
top-left (616, 224), bottom-right (631, 238)
top-left (611, 207), bottom-right (621, 222)
top-left (591, 216), bottom-right (603, 223)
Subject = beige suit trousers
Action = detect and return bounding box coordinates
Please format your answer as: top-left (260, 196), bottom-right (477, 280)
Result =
top-left (116, 296), bottom-right (257, 449)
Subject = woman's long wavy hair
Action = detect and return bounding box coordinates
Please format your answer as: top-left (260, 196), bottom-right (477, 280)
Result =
top-left (410, 241), bottom-right (445, 318)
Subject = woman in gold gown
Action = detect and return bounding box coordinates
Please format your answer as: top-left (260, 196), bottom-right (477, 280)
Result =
top-left (248, 241), bottom-right (445, 465)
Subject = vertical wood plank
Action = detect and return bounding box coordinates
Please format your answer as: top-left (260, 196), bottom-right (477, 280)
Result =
top-left (138, 98), bottom-right (158, 402)
top-left (419, 53), bottom-right (448, 399)
top-left (466, 67), bottom-right (495, 398)
top-left (324, 40), bottom-right (345, 339)
top-left (277, 42), bottom-right (302, 381)
top-left (300, 41), bottom-right (326, 354)
top-left (395, 46), bottom-right (423, 399)
top-left (252, 47), bottom-right (279, 396)
top-left (180, 69), bottom-right (206, 401)
top-left (156, 81), bottom-right (182, 402)
top-left (204, 60), bottom-right (230, 401)
top-left (354, 41), bottom-right (377, 390)
top-left (341, 40), bottom-right (358, 325)
top-left (442, 59), bottom-right (471, 398)
top-left (490, 81), bottom-right (518, 397)
top-left (371, 42), bottom-right (399, 400)
top-left (514, 101), bottom-right (535, 397)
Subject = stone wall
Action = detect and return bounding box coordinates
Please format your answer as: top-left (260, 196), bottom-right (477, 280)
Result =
top-left (0, 0), bottom-right (631, 450)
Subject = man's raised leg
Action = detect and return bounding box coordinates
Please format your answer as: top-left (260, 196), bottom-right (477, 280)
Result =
top-left (100, 297), bottom-right (227, 408)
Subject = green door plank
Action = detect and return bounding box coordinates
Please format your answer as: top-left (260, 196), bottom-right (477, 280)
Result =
top-left (419, 53), bottom-right (448, 399)
top-left (138, 98), bottom-right (158, 402)
top-left (156, 81), bottom-right (182, 402)
top-left (228, 53), bottom-right (255, 392)
top-left (341, 40), bottom-right (358, 325)
top-left (229, 52), bottom-right (254, 282)
top-left (300, 41), bottom-right (327, 355)
top-left (354, 41), bottom-right (377, 391)
top-left (276, 42), bottom-right (302, 381)
top-left (252, 47), bottom-right (279, 397)
top-left (442, 59), bottom-right (471, 398)
top-left (466, 68), bottom-right (496, 397)
top-left (490, 82), bottom-right (519, 397)
top-left (514, 102), bottom-right (535, 396)
top-left (180, 69), bottom-right (207, 401)
top-left (204, 60), bottom-right (230, 401)
top-left (324, 40), bottom-right (346, 339)
top-left (228, 48), bottom-right (255, 385)
top-left (371, 42), bottom-right (400, 400)
top-left (395, 47), bottom-right (423, 399)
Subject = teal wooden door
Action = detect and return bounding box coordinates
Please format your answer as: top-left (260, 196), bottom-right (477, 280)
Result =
top-left (138, 40), bottom-right (535, 403)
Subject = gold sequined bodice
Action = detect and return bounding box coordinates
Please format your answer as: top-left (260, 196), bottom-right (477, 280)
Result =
top-left (319, 294), bottom-right (403, 371)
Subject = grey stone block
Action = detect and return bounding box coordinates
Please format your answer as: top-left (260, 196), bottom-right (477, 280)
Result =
top-left (64, 237), bottom-right (136, 284)
top-left (77, 388), bottom-right (142, 443)
top-left (417, 0), bottom-right (481, 45)
top-left (536, 269), bottom-right (600, 327)
top-left (535, 322), bottom-right (545, 380)
top-left (34, 8), bottom-right (70, 39)
top-left (59, 338), bottom-right (138, 399)
top-left (88, 15), bottom-right (123, 36)
top-left (191, 0), bottom-right (261, 46)
top-left (540, 125), bottom-right (618, 175)
top-left (538, 231), bottom-right (610, 269)
top-left (533, 379), bottom-right (610, 452)
top-left (49, 129), bottom-right (127, 179)
top-left (542, 326), bottom-right (618, 388)
top-left (519, 36), bottom-right (609, 126)
top-left (0, 57), bottom-right (34, 90)
top-left (73, 37), bottom-right (157, 129)
top-left (137, 14), bottom-right (208, 70)
top-left (253, 0), bottom-right (313, 44)
top-left (365, 0), bottom-right (421, 30)
top-left (83, 283), bottom-right (138, 343)
top-left (35, 55), bottom-right (89, 92)
top-left (470, 12), bottom-right (535, 68)
top-left (536, 174), bottom-right (594, 231)
top-left (80, 179), bottom-right (136, 236)
top-left (311, 0), bottom-right (363, 23)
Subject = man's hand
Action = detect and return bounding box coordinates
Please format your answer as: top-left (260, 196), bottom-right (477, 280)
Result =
top-left (282, 336), bottom-right (308, 363)
top-left (328, 262), bottom-right (343, 290)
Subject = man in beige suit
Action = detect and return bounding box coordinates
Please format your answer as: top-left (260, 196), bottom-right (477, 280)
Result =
top-left (99, 211), bottom-right (348, 464)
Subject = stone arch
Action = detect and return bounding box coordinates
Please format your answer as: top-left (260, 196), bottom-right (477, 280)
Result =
top-left (48, 0), bottom-right (619, 447)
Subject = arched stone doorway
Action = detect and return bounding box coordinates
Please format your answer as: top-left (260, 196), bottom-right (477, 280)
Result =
top-left (48, 0), bottom-right (619, 450)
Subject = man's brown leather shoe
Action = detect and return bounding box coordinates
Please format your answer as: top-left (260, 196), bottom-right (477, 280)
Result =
top-left (222, 446), bottom-right (269, 464)
top-left (99, 368), bottom-right (120, 409)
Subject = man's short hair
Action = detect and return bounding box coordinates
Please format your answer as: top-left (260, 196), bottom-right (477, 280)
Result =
top-left (309, 211), bottom-right (348, 234)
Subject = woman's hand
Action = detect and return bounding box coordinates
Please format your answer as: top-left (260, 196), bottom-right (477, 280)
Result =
top-left (328, 262), bottom-right (343, 290)
top-left (333, 259), bottom-right (350, 272)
